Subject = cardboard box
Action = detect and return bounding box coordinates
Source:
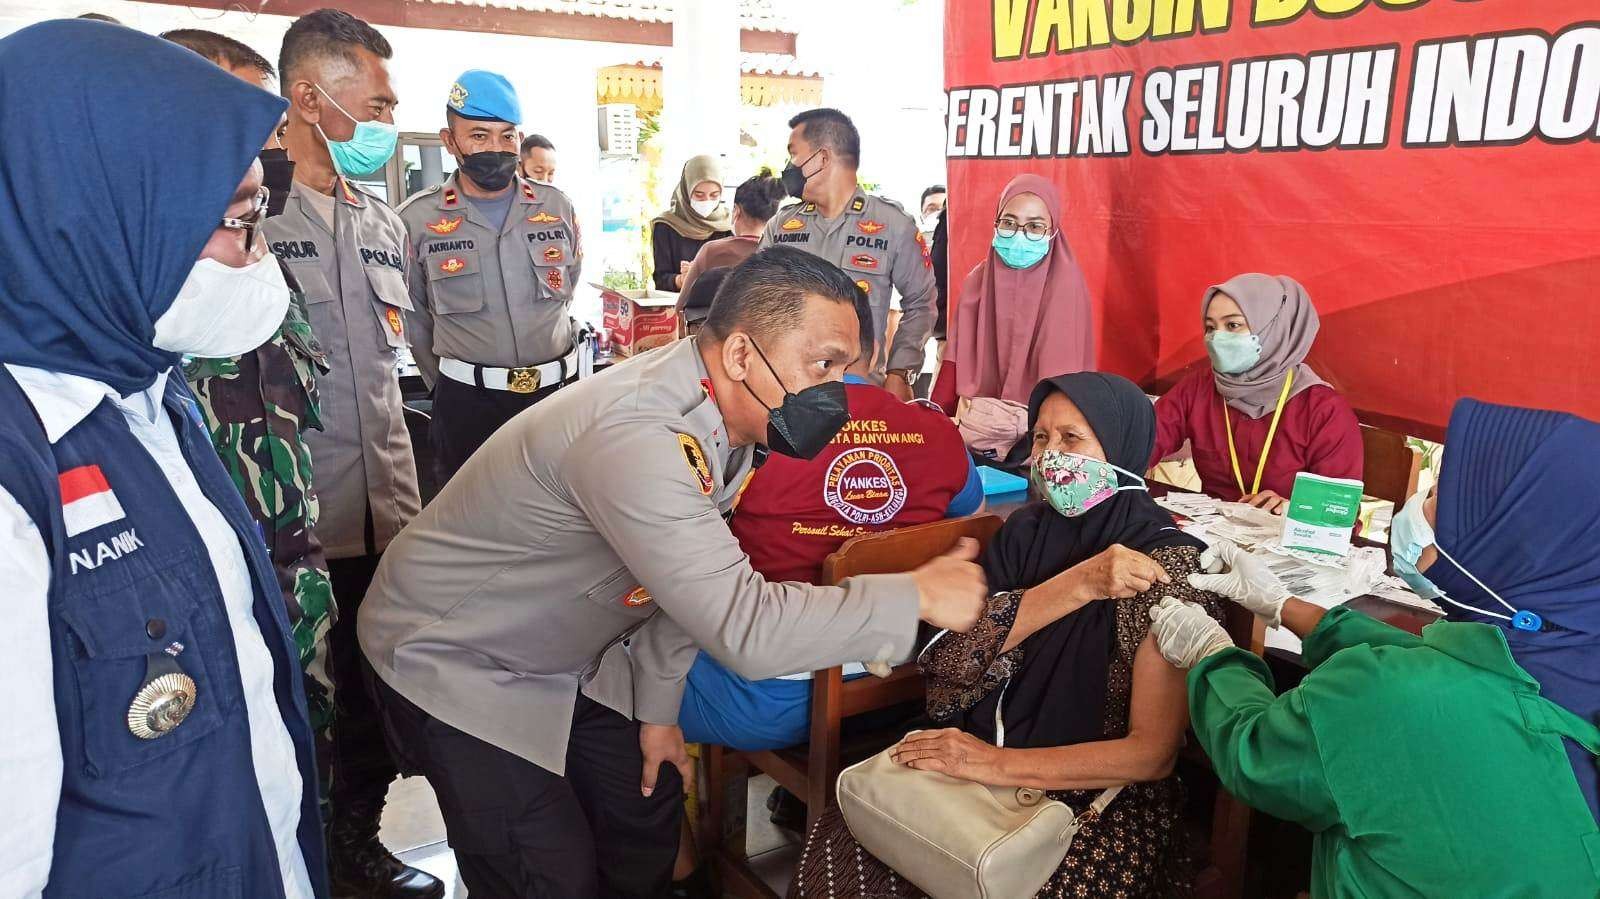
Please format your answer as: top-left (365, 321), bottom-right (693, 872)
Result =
top-left (596, 284), bottom-right (679, 357)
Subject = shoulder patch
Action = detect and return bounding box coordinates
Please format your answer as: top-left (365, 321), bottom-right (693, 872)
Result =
top-left (395, 183), bottom-right (442, 214)
top-left (677, 434), bottom-right (715, 495)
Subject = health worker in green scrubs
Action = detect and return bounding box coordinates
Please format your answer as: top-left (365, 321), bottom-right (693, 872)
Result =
top-left (1147, 398), bottom-right (1600, 898)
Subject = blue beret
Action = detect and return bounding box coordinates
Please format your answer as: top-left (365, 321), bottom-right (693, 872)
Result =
top-left (447, 69), bottom-right (520, 125)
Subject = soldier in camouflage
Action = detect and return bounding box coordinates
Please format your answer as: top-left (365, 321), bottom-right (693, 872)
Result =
top-left (183, 286), bottom-right (336, 751)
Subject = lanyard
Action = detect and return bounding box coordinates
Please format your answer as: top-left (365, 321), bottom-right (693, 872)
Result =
top-left (1224, 370), bottom-right (1294, 497)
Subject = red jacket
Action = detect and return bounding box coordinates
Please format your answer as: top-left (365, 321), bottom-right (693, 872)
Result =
top-left (732, 380), bottom-right (978, 584)
top-left (1151, 368), bottom-right (1362, 502)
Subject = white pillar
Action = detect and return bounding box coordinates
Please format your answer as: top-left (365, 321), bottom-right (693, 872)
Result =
top-left (662, 0), bottom-right (742, 185)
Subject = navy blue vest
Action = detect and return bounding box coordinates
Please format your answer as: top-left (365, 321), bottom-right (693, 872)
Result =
top-left (0, 367), bottom-right (328, 899)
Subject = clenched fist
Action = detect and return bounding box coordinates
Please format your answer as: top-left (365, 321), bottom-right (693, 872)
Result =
top-left (912, 537), bottom-right (989, 632)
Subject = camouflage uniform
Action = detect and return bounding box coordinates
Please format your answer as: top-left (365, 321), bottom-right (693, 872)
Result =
top-left (183, 282), bottom-right (336, 738)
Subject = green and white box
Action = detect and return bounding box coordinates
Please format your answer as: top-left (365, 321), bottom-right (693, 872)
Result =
top-left (1280, 472), bottom-right (1364, 557)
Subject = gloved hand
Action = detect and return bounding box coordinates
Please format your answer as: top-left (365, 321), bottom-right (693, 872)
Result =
top-left (1148, 596), bottom-right (1235, 669)
top-left (1186, 539), bottom-right (1291, 629)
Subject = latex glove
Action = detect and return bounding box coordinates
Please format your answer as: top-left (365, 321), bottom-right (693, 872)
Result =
top-left (1148, 596), bottom-right (1235, 669)
top-left (1186, 539), bottom-right (1290, 628)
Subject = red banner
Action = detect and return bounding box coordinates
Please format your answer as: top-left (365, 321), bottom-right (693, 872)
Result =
top-left (944, 0), bottom-right (1600, 438)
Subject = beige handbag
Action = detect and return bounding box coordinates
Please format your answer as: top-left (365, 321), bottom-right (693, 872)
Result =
top-left (836, 689), bottom-right (1121, 899)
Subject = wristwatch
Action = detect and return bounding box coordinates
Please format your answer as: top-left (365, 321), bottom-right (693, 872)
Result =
top-left (886, 367), bottom-right (919, 385)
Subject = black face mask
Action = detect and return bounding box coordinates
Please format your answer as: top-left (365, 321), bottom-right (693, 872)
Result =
top-left (781, 149), bottom-right (822, 199)
top-left (259, 148), bottom-right (296, 218)
top-left (741, 338), bottom-right (849, 460)
top-left (458, 150), bottom-right (519, 192)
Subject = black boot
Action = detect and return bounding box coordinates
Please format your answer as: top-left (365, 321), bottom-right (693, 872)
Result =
top-left (327, 800), bottom-right (445, 899)
top-left (766, 785), bottom-right (807, 836)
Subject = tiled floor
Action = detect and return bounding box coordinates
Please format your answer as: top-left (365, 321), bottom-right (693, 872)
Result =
top-left (378, 773), bottom-right (802, 898)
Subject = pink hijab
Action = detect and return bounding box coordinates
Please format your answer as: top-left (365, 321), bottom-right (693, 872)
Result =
top-left (952, 175), bottom-right (1095, 404)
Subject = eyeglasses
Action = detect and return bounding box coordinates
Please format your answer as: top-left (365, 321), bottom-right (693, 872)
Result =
top-left (220, 187), bottom-right (270, 253)
top-left (994, 217), bottom-right (1052, 241)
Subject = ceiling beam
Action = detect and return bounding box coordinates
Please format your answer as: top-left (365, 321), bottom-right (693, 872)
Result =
top-left (137, 0), bottom-right (796, 54)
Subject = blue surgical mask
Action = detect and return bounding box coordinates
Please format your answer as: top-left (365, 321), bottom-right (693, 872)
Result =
top-left (1390, 491), bottom-right (1442, 600)
top-left (992, 230), bottom-right (1050, 269)
top-left (1205, 330), bottom-right (1261, 374)
top-left (315, 83), bottom-right (397, 179)
top-left (1391, 489), bottom-right (1547, 632)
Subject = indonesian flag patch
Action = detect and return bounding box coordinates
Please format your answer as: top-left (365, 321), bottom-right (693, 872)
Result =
top-left (59, 465), bottom-right (125, 537)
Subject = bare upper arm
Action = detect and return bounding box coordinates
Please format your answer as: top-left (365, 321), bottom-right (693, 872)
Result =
top-left (1128, 631), bottom-right (1191, 752)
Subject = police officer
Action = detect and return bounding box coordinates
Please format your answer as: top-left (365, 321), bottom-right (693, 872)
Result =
top-left (359, 247), bottom-right (988, 899)
top-left (397, 70), bottom-right (585, 484)
top-left (0, 21), bottom-right (324, 897)
top-left (267, 11), bottom-right (437, 899)
top-left (759, 107), bottom-right (938, 402)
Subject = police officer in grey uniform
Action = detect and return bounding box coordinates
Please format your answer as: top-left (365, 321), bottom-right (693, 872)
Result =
top-left (267, 11), bottom-right (438, 899)
top-left (359, 247), bottom-right (988, 899)
top-left (760, 107), bottom-right (938, 402)
top-left (397, 70), bottom-right (585, 484)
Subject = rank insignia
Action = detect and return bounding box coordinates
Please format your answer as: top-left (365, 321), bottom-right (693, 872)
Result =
top-left (439, 257), bottom-right (466, 275)
top-left (622, 586), bottom-right (654, 608)
top-left (849, 196), bottom-right (867, 213)
top-left (851, 253), bottom-right (879, 270)
top-left (800, 202), bottom-right (817, 214)
top-left (522, 182), bottom-right (537, 201)
top-left (699, 377), bottom-right (715, 400)
top-left (781, 218), bottom-right (805, 231)
top-left (385, 307), bottom-right (404, 336)
top-left (546, 268), bottom-right (564, 291)
top-left (857, 219), bottom-right (886, 235)
top-left (855, 279), bottom-right (871, 295)
top-left (338, 179), bottom-right (360, 205)
top-left (442, 187), bottom-right (460, 207)
top-left (448, 81), bottom-right (468, 110)
top-left (426, 215), bottom-right (464, 235)
top-left (678, 433), bottom-right (715, 495)
top-left (542, 245), bottom-right (564, 263)
top-left (527, 210), bottom-right (561, 224)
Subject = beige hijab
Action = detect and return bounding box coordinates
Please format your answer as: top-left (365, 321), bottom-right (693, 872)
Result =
top-left (652, 154), bottom-right (733, 240)
top-left (1205, 273), bottom-right (1328, 419)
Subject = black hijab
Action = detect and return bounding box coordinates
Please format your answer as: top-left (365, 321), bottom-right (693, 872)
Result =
top-left (961, 372), bottom-right (1202, 750)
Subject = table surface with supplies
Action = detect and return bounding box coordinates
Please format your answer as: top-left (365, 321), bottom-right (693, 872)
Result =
top-left (982, 474), bottom-right (1443, 666)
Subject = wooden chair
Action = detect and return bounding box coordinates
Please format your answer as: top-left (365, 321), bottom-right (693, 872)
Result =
top-left (1360, 424), bottom-right (1422, 511)
top-left (705, 514), bottom-right (1004, 899)
top-left (1190, 602), bottom-right (1266, 899)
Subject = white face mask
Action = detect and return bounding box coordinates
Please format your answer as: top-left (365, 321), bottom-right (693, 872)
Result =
top-left (690, 198), bottom-right (721, 219)
top-left (153, 255), bottom-right (290, 358)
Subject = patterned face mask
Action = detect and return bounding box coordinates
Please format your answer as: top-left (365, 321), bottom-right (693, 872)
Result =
top-left (1030, 449), bottom-right (1147, 518)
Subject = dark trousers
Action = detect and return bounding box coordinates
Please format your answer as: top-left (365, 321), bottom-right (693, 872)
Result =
top-left (431, 374), bottom-right (566, 487)
top-left (326, 553), bottom-right (399, 824)
top-left (373, 678), bottom-right (683, 899)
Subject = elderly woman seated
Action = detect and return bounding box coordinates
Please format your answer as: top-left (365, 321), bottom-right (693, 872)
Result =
top-left (789, 371), bottom-right (1226, 899)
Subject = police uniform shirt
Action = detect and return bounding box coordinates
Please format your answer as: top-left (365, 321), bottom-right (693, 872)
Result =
top-left (264, 178), bottom-right (421, 559)
top-left (397, 175), bottom-right (582, 387)
top-left (357, 338), bottom-right (922, 775)
top-left (0, 365), bottom-right (313, 899)
top-left (758, 188), bottom-right (937, 377)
